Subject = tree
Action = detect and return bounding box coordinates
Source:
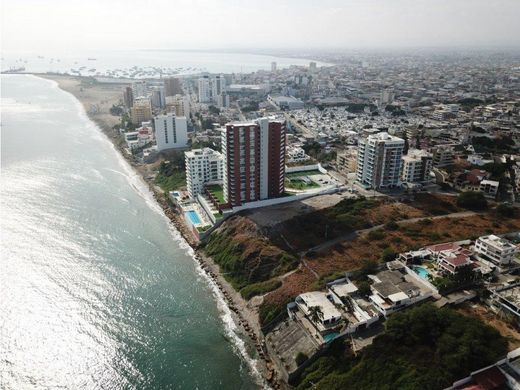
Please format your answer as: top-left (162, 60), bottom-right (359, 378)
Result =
top-left (382, 247), bottom-right (397, 262)
top-left (308, 306), bottom-right (324, 325)
top-left (357, 281), bottom-right (371, 297)
top-left (495, 203), bottom-right (518, 218)
top-left (295, 352), bottom-right (309, 366)
top-left (456, 191), bottom-right (488, 210)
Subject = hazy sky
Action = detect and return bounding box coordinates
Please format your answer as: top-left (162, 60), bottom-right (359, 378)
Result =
top-left (2, 0), bottom-right (520, 52)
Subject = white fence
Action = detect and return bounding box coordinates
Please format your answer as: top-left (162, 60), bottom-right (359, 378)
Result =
top-left (286, 163), bottom-right (327, 174)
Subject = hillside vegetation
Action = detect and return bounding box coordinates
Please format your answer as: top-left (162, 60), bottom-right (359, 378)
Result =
top-left (295, 304), bottom-right (508, 390)
top-left (204, 216), bottom-right (298, 297)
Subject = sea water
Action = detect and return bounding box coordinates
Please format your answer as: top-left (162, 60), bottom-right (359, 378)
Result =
top-left (0, 74), bottom-right (261, 389)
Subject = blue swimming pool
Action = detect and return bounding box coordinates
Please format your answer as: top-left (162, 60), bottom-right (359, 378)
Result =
top-left (323, 332), bottom-right (340, 343)
top-left (185, 210), bottom-right (202, 225)
top-left (411, 265), bottom-right (430, 280)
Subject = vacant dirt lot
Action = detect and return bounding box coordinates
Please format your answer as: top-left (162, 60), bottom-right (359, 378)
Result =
top-left (264, 213), bottom-right (520, 306)
top-left (245, 193), bottom-right (346, 228)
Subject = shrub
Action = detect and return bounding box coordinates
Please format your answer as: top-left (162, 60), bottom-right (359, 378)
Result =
top-left (495, 203), bottom-right (518, 218)
top-left (240, 279), bottom-right (282, 300)
top-left (381, 247), bottom-right (397, 262)
top-left (457, 191), bottom-right (488, 210)
top-left (357, 281), bottom-right (371, 297)
top-left (368, 229), bottom-right (385, 240)
top-left (295, 352), bottom-right (309, 366)
top-left (384, 221), bottom-right (399, 230)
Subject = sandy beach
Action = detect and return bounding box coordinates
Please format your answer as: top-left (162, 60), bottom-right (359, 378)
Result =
top-left (41, 74), bottom-right (283, 389)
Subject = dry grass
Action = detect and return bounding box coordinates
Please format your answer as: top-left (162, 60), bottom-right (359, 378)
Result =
top-left (264, 213), bottom-right (520, 304)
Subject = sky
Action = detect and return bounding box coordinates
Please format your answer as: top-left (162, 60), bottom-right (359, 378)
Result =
top-left (2, 0), bottom-right (520, 53)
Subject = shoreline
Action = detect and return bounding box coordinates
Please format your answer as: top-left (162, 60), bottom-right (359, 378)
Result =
top-left (37, 74), bottom-right (283, 389)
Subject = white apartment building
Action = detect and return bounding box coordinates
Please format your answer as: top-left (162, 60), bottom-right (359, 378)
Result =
top-left (479, 179), bottom-right (499, 198)
top-left (198, 75), bottom-right (226, 104)
top-left (198, 76), bottom-right (211, 103)
top-left (154, 113), bottom-right (188, 152)
top-left (132, 81), bottom-right (148, 99)
top-left (401, 149), bottom-right (433, 183)
top-left (356, 132), bottom-right (404, 190)
top-left (475, 235), bottom-right (517, 266)
top-left (185, 148), bottom-right (224, 199)
top-left (287, 146), bottom-right (310, 164)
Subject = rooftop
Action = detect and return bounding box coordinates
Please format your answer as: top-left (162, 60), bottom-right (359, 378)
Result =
top-left (297, 292), bottom-right (342, 322)
top-left (478, 235), bottom-right (517, 251)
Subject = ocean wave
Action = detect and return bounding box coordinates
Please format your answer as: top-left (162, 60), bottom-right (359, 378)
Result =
top-left (194, 261), bottom-right (268, 389)
top-left (54, 77), bottom-right (267, 388)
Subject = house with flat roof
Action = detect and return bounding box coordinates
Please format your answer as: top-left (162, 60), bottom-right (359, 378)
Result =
top-left (295, 292), bottom-right (343, 333)
top-left (475, 234), bottom-right (517, 266)
top-left (367, 263), bottom-right (436, 316)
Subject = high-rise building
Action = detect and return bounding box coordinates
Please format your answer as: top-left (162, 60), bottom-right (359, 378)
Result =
top-left (130, 97), bottom-right (152, 124)
top-left (309, 61), bottom-right (317, 72)
top-left (150, 86), bottom-right (165, 108)
top-left (123, 86), bottom-right (133, 108)
top-left (271, 61), bottom-right (277, 72)
top-left (356, 132), bottom-right (404, 189)
top-left (211, 75), bottom-right (226, 100)
top-left (185, 148), bottom-right (224, 199)
top-left (198, 76), bottom-right (211, 103)
top-left (221, 118), bottom-right (286, 207)
top-left (154, 113), bottom-right (188, 152)
top-left (217, 92), bottom-right (230, 108)
top-left (198, 75), bottom-right (225, 103)
top-left (401, 149), bottom-right (433, 183)
top-left (132, 81), bottom-right (148, 99)
top-left (164, 77), bottom-right (182, 97)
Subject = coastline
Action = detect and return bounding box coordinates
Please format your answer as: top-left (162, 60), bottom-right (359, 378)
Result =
top-left (38, 74), bottom-right (283, 389)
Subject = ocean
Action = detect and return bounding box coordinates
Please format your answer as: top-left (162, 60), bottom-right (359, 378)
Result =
top-left (0, 74), bottom-right (262, 389)
top-left (1, 49), bottom-right (329, 78)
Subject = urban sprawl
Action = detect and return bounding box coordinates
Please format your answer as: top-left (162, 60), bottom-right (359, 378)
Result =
top-left (95, 51), bottom-right (520, 389)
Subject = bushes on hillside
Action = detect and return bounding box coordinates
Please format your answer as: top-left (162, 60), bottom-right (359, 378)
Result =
top-left (457, 191), bottom-right (488, 210)
top-left (295, 304), bottom-right (507, 390)
top-left (240, 279), bottom-right (282, 300)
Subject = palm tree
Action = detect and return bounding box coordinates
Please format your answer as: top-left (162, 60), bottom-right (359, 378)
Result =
top-left (308, 306), bottom-right (324, 325)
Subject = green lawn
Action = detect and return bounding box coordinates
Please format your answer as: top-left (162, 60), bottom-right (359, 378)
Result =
top-left (286, 178), bottom-right (320, 190)
top-left (206, 184), bottom-right (225, 204)
top-left (155, 170), bottom-right (186, 192)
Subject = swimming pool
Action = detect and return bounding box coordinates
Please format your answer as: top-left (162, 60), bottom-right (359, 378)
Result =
top-left (185, 210), bottom-right (202, 225)
top-left (411, 265), bottom-right (430, 280)
top-left (323, 332), bottom-right (340, 343)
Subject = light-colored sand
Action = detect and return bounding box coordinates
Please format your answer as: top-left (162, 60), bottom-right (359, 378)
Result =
top-left (40, 74), bottom-right (124, 132)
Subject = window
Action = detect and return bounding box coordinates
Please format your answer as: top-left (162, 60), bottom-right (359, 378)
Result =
top-left (172, 118), bottom-right (177, 144)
